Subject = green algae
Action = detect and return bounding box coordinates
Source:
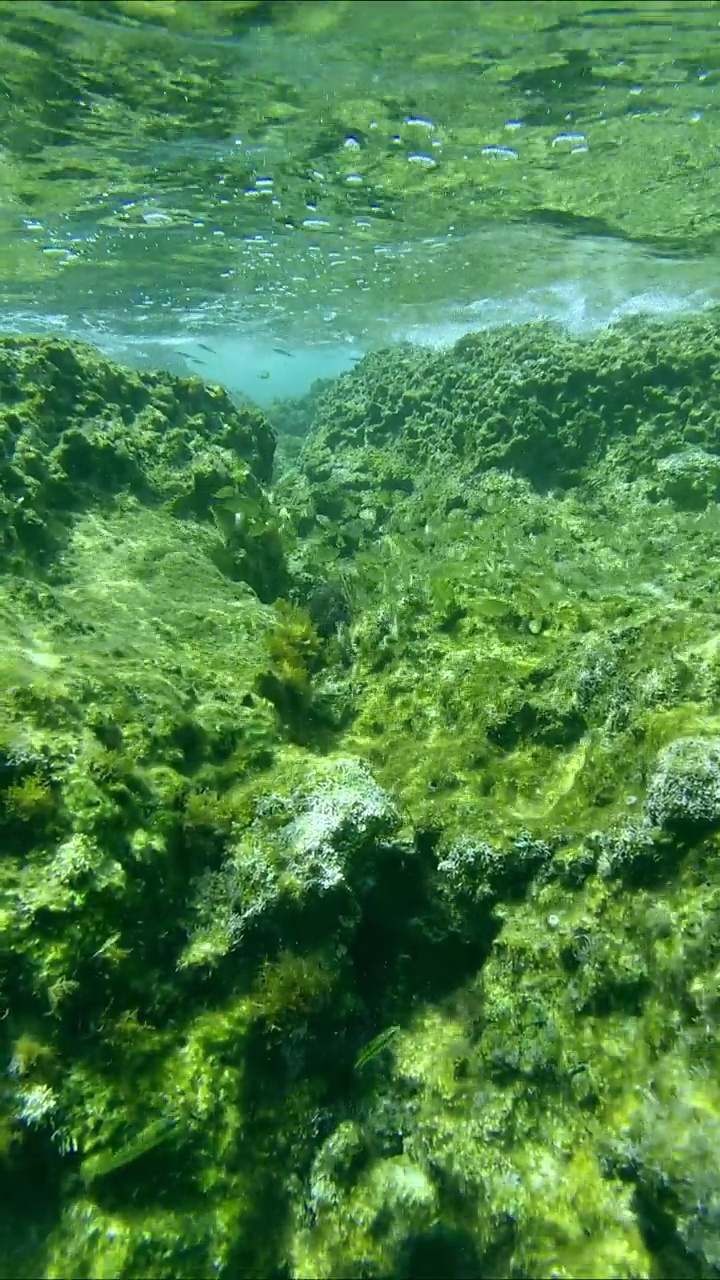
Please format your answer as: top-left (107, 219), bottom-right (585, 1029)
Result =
top-left (4, 314), bottom-right (720, 1275)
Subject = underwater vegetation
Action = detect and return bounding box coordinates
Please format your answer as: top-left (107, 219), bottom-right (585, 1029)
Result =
top-left (3, 313), bottom-right (720, 1275)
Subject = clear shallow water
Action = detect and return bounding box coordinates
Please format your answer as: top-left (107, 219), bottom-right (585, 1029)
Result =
top-left (5, 9), bottom-right (720, 1277)
top-left (1, 0), bottom-right (719, 395)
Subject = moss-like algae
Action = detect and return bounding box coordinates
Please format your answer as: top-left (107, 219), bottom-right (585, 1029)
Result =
top-left (4, 316), bottom-right (720, 1275)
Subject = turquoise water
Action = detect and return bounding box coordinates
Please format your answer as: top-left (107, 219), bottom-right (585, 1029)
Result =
top-left (4, 5), bottom-right (720, 1279)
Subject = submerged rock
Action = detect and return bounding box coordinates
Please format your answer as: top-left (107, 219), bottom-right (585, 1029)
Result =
top-left (4, 316), bottom-right (720, 1278)
top-left (179, 755), bottom-right (407, 968)
top-left (645, 736), bottom-right (720, 836)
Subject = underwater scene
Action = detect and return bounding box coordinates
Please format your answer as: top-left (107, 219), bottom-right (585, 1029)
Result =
top-left (3, 1), bottom-right (720, 1276)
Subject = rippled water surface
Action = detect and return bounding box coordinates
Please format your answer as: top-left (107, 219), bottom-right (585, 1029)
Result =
top-left (1, 0), bottom-right (719, 389)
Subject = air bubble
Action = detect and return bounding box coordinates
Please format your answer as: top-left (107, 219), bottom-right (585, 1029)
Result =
top-left (480, 145), bottom-right (519, 160)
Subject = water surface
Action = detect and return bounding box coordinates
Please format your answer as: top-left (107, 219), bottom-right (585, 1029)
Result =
top-left (0, 0), bottom-right (718, 392)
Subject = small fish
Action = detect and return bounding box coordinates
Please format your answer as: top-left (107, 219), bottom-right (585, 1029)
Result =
top-left (197, 342), bottom-right (216, 353)
top-left (273, 346), bottom-right (294, 358)
top-left (342, 519), bottom-right (365, 542)
top-left (212, 488), bottom-right (264, 521)
top-left (312, 544), bottom-right (340, 564)
top-left (260, 370), bottom-right (271, 380)
top-left (177, 351), bottom-right (206, 365)
top-left (354, 1024), bottom-right (400, 1070)
top-left (80, 1115), bottom-right (178, 1184)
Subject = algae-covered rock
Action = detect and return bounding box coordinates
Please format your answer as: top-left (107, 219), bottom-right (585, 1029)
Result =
top-left (278, 308), bottom-right (720, 548)
top-left (6, 315), bottom-right (720, 1278)
top-left (645, 736), bottom-right (720, 837)
top-left (179, 754), bottom-right (407, 970)
top-left (293, 1002), bottom-right (651, 1279)
top-left (295, 1147), bottom-right (438, 1279)
top-left (651, 447), bottom-right (720, 510)
top-left (0, 335), bottom-right (282, 595)
top-left (620, 1077), bottom-right (720, 1277)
